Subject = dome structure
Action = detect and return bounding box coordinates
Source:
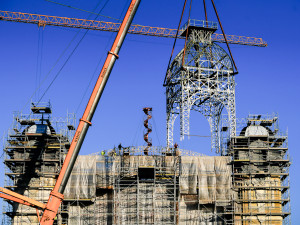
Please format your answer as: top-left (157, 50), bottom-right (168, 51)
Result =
top-left (165, 22), bottom-right (236, 153)
top-left (168, 42), bottom-right (233, 82)
top-left (245, 125), bottom-right (269, 137)
top-left (25, 124), bottom-right (54, 135)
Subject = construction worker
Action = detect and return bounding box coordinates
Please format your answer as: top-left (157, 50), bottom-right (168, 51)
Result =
top-left (108, 149), bottom-right (116, 157)
top-left (118, 143), bottom-right (123, 150)
top-left (101, 150), bottom-right (105, 156)
top-left (174, 143), bottom-right (179, 156)
top-left (174, 143), bottom-right (178, 149)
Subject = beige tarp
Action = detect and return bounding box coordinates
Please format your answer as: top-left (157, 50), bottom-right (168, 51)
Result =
top-left (180, 156), bottom-right (232, 203)
top-left (64, 155), bottom-right (97, 199)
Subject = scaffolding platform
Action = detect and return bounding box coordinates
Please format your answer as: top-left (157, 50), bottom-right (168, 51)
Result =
top-left (2, 102), bottom-right (76, 225)
top-left (180, 19), bottom-right (218, 37)
top-left (229, 114), bottom-right (291, 225)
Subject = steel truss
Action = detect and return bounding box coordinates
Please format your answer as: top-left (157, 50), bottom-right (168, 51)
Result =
top-left (113, 156), bottom-right (179, 224)
top-left (229, 114), bottom-right (291, 225)
top-left (0, 10), bottom-right (268, 47)
top-left (166, 22), bottom-right (236, 153)
top-left (1, 102), bottom-right (75, 225)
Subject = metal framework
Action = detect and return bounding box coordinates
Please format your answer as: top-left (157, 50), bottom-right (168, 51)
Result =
top-left (229, 114), bottom-right (291, 225)
top-left (113, 155), bottom-right (179, 224)
top-left (3, 120), bottom-right (290, 225)
top-left (0, 10), bottom-right (268, 47)
top-left (59, 146), bottom-right (233, 225)
top-left (165, 20), bottom-right (236, 153)
top-left (2, 102), bottom-right (76, 225)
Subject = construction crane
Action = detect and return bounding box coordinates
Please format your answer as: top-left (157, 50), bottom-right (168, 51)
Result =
top-left (0, 0), bottom-right (141, 224)
top-left (0, 10), bottom-right (267, 47)
top-left (0, 1), bottom-right (267, 224)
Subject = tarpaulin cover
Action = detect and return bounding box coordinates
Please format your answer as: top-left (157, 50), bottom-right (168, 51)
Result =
top-left (180, 156), bottom-right (232, 203)
top-left (64, 155), bottom-right (97, 199)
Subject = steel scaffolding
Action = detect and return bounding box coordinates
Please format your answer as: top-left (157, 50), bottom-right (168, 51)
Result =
top-left (2, 102), bottom-right (75, 225)
top-left (1, 111), bottom-right (291, 225)
top-left (165, 19), bottom-right (236, 153)
top-left (63, 147), bottom-right (234, 225)
top-left (229, 114), bottom-right (291, 225)
top-left (113, 155), bottom-right (179, 224)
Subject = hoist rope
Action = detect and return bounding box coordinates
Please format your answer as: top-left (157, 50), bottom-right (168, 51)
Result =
top-left (37, 0), bottom-right (111, 104)
top-left (45, 0), bottom-right (122, 22)
top-left (182, 0), bottom-right (193, 66)
top-left (203, 0), bottom-right (208, 21)
top-left (163, 0), bottom-right (188, 86)
top-left (22, 0), bottom-right (109, 114)
top-left (75, 0), bottom-right (131, 114)
top-left (35, 27), bottom-right (44, 100)
top-left (39, 29), bottom-right (44, 99)
top-left (210, 0), bottom-right (238, 74)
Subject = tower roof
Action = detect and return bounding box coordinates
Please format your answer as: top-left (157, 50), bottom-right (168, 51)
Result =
top-left (180, 19), bottom-right (218, 37)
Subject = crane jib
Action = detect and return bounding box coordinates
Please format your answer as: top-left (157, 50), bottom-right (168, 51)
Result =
top-left (39, 0), bottom-right (141, 224)
top-left (0, 10), bottom-right (267, 47)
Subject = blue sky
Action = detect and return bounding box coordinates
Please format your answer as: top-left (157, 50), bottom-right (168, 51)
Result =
top-left (0, 0), bottom-right (299, 223)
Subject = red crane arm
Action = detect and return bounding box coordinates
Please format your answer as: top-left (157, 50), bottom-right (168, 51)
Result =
top-left (0, 0), bottom-right (141, 224)
top-left (0, 187), bottom-right (46, 209)
top-left (0, 10), bottom-right (267, 47)
top-left (40, 0), bottom-right (141, 224)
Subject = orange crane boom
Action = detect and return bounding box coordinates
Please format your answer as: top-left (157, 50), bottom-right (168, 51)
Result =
top-left (0, 10), bottom-right (267, 47)
top-left (0, 3), bottom-right (265, 224)
top-left (0, 1), bottom-right (141, 224)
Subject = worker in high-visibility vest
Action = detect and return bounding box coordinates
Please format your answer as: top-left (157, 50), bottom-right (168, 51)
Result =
top-left (101, 150), bottom-right (105, 156)
top-left (109, 149), bottom-right (117, 157)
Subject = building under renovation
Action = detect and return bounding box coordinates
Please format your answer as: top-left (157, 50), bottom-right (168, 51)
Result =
top-left (2, 103), bottom-right (76, 224)
top-left (0, 3), bottom-right (291, 225)
top-left (2, 104), bottom-right (291, 225)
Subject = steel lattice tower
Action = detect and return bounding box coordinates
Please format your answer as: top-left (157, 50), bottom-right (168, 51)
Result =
top-left (165, 20), bottom-right (236, 153)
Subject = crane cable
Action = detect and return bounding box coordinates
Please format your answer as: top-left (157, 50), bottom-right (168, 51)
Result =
top-left (75, 0), bottom-right (131, 114)
top-left (39, 29), bottom-right (44, 99)
top-left (35, 27), bottom-right (44, 100)
top-left (45, 0), bottom-right (143, 27)
top-left (35, 28), bottom-right (40, 100)
top-left (22, 29), bottom-right (81, 112)
top-left (22, 0), bottom-right (111, 117)
top-left (210, 0), bottom-right (238, 74)
top-left (36, 0), bottom-right (111, 105)
top-left (181, 0), bottom-right (193, 66)
top-left (21, 0), bottom-right (108, 113)
top-left (45, 0), bottom-right (122, 22)
top-left (163, 0), bottom-right (188, 86)
top-left (203, 0), bottom-right (208, 21)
